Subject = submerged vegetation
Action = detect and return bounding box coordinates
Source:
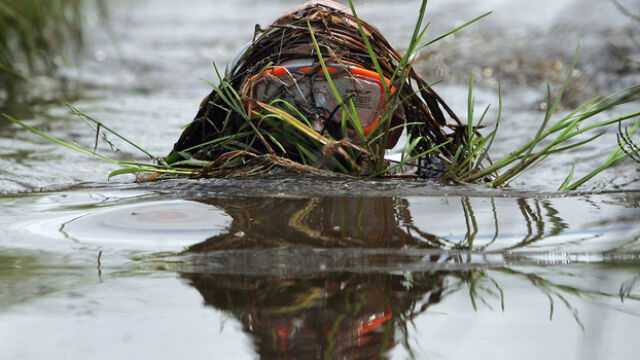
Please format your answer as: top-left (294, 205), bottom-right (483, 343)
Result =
top-left (2, 0), bottom-right (640, 190)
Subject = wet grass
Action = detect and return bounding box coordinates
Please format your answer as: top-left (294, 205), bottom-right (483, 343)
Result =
top-left (611, 0), bottom-right (640, 160)
top-left (2, 0), bottom-right (640, 190)
top-left (456, 60), bottom-right (640, 190)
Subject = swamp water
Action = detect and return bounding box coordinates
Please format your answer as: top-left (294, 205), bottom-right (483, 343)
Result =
top-left (1, 0), bottom-right (640, 359)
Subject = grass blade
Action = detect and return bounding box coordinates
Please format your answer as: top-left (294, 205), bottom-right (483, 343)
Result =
top-left (420, 12), bottom-right (492, 49)
top-left (67, 104), bottom-right (156, 160)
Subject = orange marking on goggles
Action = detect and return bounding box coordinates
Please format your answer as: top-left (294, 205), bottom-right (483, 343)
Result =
top-left (248, 60), bottom-right (395, 136)
top-left (357, 306), bottom-right (393, 336)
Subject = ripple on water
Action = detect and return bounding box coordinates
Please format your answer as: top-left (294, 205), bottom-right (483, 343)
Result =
top-left (61, 200), bottom-right (231, 252)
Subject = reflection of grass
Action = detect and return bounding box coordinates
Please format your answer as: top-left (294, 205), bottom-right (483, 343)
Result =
top-left (183, 264), bottom-right (640, 357)
top-left (500, 267), bottom-right (640, 328)
top-left (620, 273), bottom-right (640, 302)
top-left (506, 269), bottom-right (585, 329)
top-left (406, 264), bottom-right (640, 333)
top-left (459, 269), bottom-right (505, 311)
top-left (453, 266), bottom-right (640, 330)
top-left (453, 196), bottom-right (568, 252)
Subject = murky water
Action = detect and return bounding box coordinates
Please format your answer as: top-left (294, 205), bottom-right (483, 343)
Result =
top-left (1, 0), bottom-right (640, 359)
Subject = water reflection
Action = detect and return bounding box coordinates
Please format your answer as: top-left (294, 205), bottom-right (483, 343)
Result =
top-left (184, 271), bottom-right (445, 359)
top-left (187, 196), bottom-right (445, 252)
top-left (3, 189), bottom-right (640, 358)
top-left (180, 263), bottom-right (640, 359)
top-left (185, 195), bottom-right (569, 253)
top-left (179, 196), bottom-right (469, 358)
top-left (453, 196), bottom-right (567, 251)
top-left (174, 195), bottom-right (593, 359)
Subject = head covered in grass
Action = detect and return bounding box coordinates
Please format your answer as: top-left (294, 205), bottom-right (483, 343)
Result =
top-left (7, 0), bottom-right (636, 188)
top-left (168, 0), bottom-right (468, 177)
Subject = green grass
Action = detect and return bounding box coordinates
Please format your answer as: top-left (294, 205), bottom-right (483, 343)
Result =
top-left (346, 0), bottom-right (491, 174)
top-left (2, 0), bottom-right (640, 190)
top-left (448, 47), bottom-right (640, 189)
top-left (0, 0), bottom-right (101, 95)
top-left (610, 0), bottom-right (640, 160)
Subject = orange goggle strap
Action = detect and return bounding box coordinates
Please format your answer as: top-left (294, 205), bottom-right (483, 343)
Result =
top-left (248, 64), bottom-right (395, 135)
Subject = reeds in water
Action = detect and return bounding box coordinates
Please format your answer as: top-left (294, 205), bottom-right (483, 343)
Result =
top-left (3, 0), bottom-right (640, 190)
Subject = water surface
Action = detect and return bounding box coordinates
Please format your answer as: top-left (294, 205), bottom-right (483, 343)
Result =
top-left (1, 0), bottom-right (640, 359)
